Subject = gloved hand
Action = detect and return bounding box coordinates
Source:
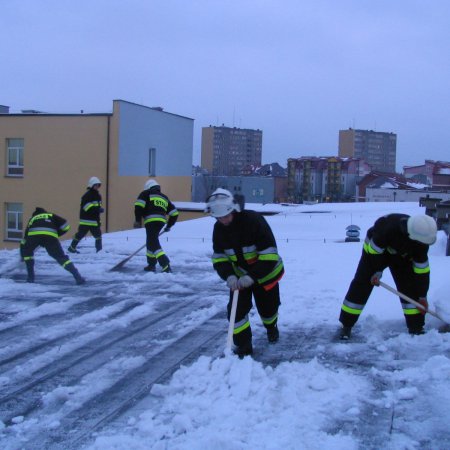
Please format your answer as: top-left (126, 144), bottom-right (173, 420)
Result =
top-left (133, 221), bottom-right (142, 229)
top-left (99, 207), bottom-right (105, 213)
top-left (226, 275), bottom-right (239, 291)
top-left (164, 226), bottom-right (171, 232)
top-left (370, 271), bottom-right (383, 286)
top-left (237, 275), bottom-right (254, 290)
top-left (418, 297), bottom-right (428, 315)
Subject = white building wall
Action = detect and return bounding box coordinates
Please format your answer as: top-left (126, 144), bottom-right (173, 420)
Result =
top-left (366, 188), bottom-right (450, 202)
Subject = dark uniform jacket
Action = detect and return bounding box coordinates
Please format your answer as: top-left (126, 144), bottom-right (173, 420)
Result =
top-left (24, 209), bottom-right (70, 240)
top-left (134, 188), bottom-right (179, 227)
top-left (364, 213), bottom-right (430, 297)
top-left (212, 210), bottom-right (284, 291)
top-left (79, 188), bottom-right (102, 227)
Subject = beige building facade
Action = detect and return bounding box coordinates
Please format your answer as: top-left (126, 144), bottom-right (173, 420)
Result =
top-left (338, 128), bottom-right (397, 173)
top-left (0, 100), bottom-right (194, 249)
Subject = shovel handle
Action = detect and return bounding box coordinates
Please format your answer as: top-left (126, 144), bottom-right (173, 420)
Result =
top-left (226, 290), bottom-right (239, 352)
top-left (378, 280), bottom-right (448, 323)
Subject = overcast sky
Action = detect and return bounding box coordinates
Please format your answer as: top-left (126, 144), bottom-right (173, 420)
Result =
top-left (2, 0), bottom-right (449, 171)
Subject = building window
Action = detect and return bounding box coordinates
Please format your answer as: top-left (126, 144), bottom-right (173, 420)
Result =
top-left (148, 147), bottom-right (156, 176)
top-left (6, 202), bottom-right (23, 240)
top-left (7, 138), bottom-right (24, 176)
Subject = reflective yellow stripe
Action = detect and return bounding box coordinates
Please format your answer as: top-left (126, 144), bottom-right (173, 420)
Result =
top-left (79, 220), bottom-right (98, 227)
top-left (28, 231), bottom-right (58, 238)
top-left (403, 308), bottom-right (421, 315)
top-left (363, 241), bottom-right (382, 255)
top-left (341, 304), bottom-right (363, 315)
top-left (414, 266), bottom-right (430, 274)
top-left (212, 256), bottom-right (228, 264)
top-left (234, 320), bottom-right (250, 335)
top-left (258, 262), bottom-right (283, 284)
top-left (84, 202), bottom-right (100, 211)
top-left (258, 254), bottom-right (279, 261)
top-left (144, 217), bottom-right (166, 224)
top-left (262, 314), bottom-right (278, 325)
top-left (244, 251), bottom-right (258, 261)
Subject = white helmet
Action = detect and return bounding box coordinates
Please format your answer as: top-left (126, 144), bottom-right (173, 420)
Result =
top-left (88, 176), bottom-right (101, 188)
top-left (205, 188), bottom-right (241, 218)
top-left (144, 179), bottom-right (160, 191)
top-left (407, 215), bottom-right (437, 245)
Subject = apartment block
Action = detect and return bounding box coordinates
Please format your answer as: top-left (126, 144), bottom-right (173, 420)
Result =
top-left (201, 125), bottom-right (262, 176)
top-left (0, 100), bottom-right (193, 249)
top-left (339, 128), bottom-right (397, 172)
top-left (287, 156), bottom-right (370, 203)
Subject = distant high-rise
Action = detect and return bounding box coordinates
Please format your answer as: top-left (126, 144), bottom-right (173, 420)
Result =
top-left (201, 125), bottom-right (262, 176)
top-left (339, 128), bottom-right (397, 172)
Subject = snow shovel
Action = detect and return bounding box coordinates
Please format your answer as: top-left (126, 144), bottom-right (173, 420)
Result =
top-left (109, 230), bottom-right (166, 272)
top-left (378, 280), bottom-right (450, 330)
top-left (109, 244), bottom-right (147, 272)
top-left (225, 290), bottom-right (239, 354)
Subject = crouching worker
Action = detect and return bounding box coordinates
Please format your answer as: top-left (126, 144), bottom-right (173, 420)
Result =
top-left (21, 207), bottom-right (86, 285)
top-left (339, 213), bottom-right (437, 340)
top-left (205, 189), bottom-right (284, 357)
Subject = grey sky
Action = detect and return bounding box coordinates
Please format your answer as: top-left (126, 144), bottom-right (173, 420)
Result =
top-left (2, 0), bottom-right (449, 171)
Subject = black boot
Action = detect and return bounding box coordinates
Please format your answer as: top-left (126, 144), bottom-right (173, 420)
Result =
top-left (95, 238), bottom-right (102, 253)
top-left (233, 341), bottom-right (253, 359)
top-left (25, 259), bottom-right (35, 283)
top-left (267, 325), bottom-right (279, 343)
top-left (74, 272), bottom-right (86, 285)
top-left (67, 264), bottom-right (86, 285)
top-left (162, 264), bottom-right (172, 273)
top-left (340, 326), bottom-right (352, 340)
top-left (408, 327), bottom-right (425, 335)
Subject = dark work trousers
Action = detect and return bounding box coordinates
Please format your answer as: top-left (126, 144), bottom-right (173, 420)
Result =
top-left (227, 283), bottom-right (281, 347)
top-left (70, 225), bottom-right (102, 251)
top-left (145, 222), bottom-right (169, 269)
top-left (340, 250), bottom-right (425, 331)
top-left (22, 235), bottom-right (77, 276)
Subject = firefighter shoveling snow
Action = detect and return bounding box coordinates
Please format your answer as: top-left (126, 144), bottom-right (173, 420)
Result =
top-left (0, 201), bottom-right (449, 449)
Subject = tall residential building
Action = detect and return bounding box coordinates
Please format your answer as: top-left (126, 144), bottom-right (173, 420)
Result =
top-left (0, 100), bottom-right (193, 249)
top-left (201, 125), bottom-right (262, 176)
top-left (339, 128), bottom-right (397, 172)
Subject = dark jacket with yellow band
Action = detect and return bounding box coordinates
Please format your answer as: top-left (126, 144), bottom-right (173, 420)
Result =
top-left (79, 188), bottom-right (102, 227)
top-left (212, 210), bottom-right (284, 291)
top-left (134, 188), bottom-right (179, 227)
top-left (24, 209), bottom-right (70, 240)
top-left (364, 213), bottom-right (430, 297)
